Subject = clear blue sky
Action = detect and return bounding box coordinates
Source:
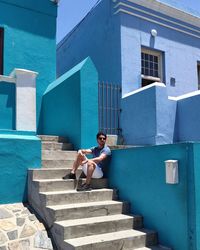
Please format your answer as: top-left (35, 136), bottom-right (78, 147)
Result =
top-left (56, 0), bottom-right (99, 43)
top-left (56, 0), bottom-right (200, 44)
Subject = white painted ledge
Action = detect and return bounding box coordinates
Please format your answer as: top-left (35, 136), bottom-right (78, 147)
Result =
top-left (122, 82), bottom-right (165, 98)
top-left (169, 90), bottom-right (200, 101)
top-left (0, 75), bottom-right (15, 83)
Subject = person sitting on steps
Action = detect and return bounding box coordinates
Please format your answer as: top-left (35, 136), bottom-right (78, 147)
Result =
top-left (62, 131), bottom-right (111, 191)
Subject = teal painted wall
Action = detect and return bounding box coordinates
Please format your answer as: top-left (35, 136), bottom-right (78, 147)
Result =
top-left (42, 57), bottom-right (98, 149)
top-left (0, 0), bottom-right (57, 132)
top-left (108, 143), bottom-right (200, 250)
top-left (0, 134), bottom-right (41, 204)
top-left (0, 81), bottom-right (15, 129)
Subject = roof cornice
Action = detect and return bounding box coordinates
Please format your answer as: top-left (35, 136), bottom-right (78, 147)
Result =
top-left (125, 0), bottom-right (200, 27)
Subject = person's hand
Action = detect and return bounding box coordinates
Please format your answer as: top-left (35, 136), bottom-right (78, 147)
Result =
top-left (81, 159), bottom-right (88, 165)
top-left (78, 150), bottom-right (84, 156)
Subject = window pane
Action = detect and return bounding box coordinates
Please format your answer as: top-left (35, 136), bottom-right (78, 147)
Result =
top-left (154, 56), bottom-right (158, 63)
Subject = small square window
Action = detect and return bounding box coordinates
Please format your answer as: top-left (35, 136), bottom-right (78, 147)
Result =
top-left (141, 47), bottom-right (163, 87)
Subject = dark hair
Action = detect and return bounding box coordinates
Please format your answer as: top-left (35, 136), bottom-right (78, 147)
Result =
top-left (96, 131), bottom-right (107, 139)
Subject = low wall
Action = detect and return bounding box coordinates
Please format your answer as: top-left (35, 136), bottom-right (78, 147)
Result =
top-left (121, 83), bottom-right (177, 145)
top-left (108, 143), bottom-right (200, 250)
top-left (0, 134), bottom-right (41, 204)
top-left (42, 57), bottom-right (98, 149)
top-left (176, 92), bottom-right (200, 141)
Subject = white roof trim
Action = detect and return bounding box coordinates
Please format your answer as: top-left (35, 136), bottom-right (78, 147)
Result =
top-left (125, 0), bottom-right (200, 28)
top-left (169, 90), bottom-right (200, 101)
top-left (122, 82), bottom-right (165, 98)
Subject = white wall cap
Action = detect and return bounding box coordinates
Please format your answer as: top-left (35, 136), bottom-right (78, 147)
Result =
top-left (122, 82), bottom-right (165, 99)
top-left (10, 68), bottom-right (38, 78)
top-left (126, 0), bottom-right (200, 27)
top-left (165, 160), bottom-right (178, 163)
top-left (169, 90), bottom-right (200, 101)
top-left (0, 75), bottom-right (15, 83)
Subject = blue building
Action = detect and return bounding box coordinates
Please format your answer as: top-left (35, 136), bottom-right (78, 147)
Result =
top-left (57, 0), bottom-right (200, 145)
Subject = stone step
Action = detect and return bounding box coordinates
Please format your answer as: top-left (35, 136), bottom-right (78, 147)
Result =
top-left (46, 200), bottom-right (126, 221)
top-left (63, 229), bottom-right (157, 250)
top-left (42, 150), bottom-right (77, 160)
top-left (38, 135), bottom-right (69, 143)
top-left (42, 141), bottom-right (73, 151)
top-left (136, 246), bottom-right (172, 250)
top-left (42, 159), bottom-right (74, 168)
top-left (40, 188), bottom-right (114, 206)
top-left (33, 178), bottom-right (108, 192)
top-left (54, 214), bottom-right (134, 240)
top-left (30, 168), bottom-right (82, 180)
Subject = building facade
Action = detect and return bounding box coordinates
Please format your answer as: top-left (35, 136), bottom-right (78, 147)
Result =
top-left (57, 0), bottom-right (200, 97)
top-left (0, 0), bottom-right (57, 132)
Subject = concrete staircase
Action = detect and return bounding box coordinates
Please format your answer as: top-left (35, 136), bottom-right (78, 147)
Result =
top-left (28, 135), bottom-right (171, 250)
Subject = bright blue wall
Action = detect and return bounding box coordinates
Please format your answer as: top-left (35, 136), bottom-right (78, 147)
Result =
top-left (57, 0), bottom-right (200, 98)
top-left (121, 84), bottom-right (177, 145)
top-left (108, 143), bottom-right (200, 250)
top-left (57, 0), bottom-right (121, 85)
top-left (120, 1), bottom-right (200, 96)
top-left (0, 134), bottom-right (41, 204)
top-left (0, 0), bottom-right (57, 132)
top-left (0, 81), bottom-right (15, 129)
top-left (177, 94), bottom-right (200, 142)
top-left (42, 57), bottom-right (98, 149)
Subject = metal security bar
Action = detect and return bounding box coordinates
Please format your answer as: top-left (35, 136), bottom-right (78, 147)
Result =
top-left (98, 82), bottom-right (121, 135)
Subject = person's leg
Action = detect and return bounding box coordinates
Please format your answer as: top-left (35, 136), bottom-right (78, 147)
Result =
top-left (63, 151), bottom-right (85, 179)
top-left (77, 161), bottom-right (103, 191)
top-left (85, 161), bottom-right (96, 185)
top-left (71, 152), bottom-right (85, 174)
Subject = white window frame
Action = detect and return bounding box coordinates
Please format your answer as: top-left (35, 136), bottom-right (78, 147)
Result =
top-left (141, 47), bottom-right (163, 85)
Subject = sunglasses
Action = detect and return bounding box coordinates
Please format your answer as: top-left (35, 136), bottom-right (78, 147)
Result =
top-left (98, 137), bottom-right (106, 141)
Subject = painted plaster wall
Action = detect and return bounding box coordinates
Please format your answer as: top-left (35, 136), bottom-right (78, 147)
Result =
top-left (121, 83), bottom-right (177, 145)
top-left (42, 58), bottom-right (98, 149)
top-left (0, 0), bottom-right (57, 132)
top-left (108, 143), bottom-right (200, 250)
top-left (57, 0), bottom-right (121, 85)
top-left (0, 134), bottom-right (41, 204)
top-left (0, 81), bottom-right (15, 129)
top-left (176, 93), bottom-right (200, 141)
top-left (120, 8), bottom-right (200, 96)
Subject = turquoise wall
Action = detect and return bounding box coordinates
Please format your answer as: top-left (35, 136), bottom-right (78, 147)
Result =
top-left (0, 0), bottom-right (57, 132)
top-left (42, 57), bottom-right (98, 149)
top-left (108, 143), bottom-right (200, 250)
top-left (0, 81), bottom-right (15, 129)
top-left (0, 134), bottom-right (41, 204)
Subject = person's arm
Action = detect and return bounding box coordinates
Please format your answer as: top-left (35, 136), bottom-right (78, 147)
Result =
top-left (78, 149), bottom-right (92, 155)
top-left (87, 153), bottom-right (108, 164)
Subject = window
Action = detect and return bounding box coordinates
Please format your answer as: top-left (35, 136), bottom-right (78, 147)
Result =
top-left (0, 28), bottom-right (3, 75)
top-left (141, 48), bottom-right (163, 87)
top-left (198, 63), bottom-right (200, 90)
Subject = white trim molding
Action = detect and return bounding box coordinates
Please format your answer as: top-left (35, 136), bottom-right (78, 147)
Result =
top-left (126, 0), bottom-right (200, 27)
top-left (114, 1), bottom-right (200, 39)
top-left (0, 75), bottom-right (15, 83)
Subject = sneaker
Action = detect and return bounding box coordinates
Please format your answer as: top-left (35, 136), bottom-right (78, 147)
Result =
top-left (77, 183), bottom-right (92, 191)
top-left (62, 172), bottom-right (76, 180)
